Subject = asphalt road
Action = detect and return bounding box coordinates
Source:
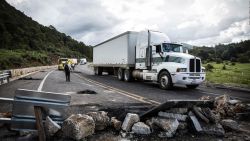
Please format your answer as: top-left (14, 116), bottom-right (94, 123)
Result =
top-left (76, 64), bottom-right (250, 103)
top-left (0, 64), bottom-right (250, 114)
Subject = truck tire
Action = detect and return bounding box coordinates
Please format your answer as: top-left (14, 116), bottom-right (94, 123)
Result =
top-left (118, 68), bottom-right (124, 81)
top-left (94, 67), bottom-right (102, 75)
top-left (159, 71), bottom-right (173, 90)
top-left (124, 69), bottom-right (132, 82)
top-left (186, 85), bottom-right (199, 89)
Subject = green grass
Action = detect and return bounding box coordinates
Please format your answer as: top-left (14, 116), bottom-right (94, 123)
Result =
top-left (203, 62), bottom-right (250, 88)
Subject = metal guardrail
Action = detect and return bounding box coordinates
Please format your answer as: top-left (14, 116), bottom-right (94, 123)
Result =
top-left (0, 89), bottom-right (71, 141)
top-left (0, 70), bottom-right (11, 85)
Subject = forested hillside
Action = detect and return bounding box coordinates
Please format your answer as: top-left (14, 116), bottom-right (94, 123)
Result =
top-left (190, 40), bottom-right (250, 63)
top-left (0, 0), bottom-right (92, 69)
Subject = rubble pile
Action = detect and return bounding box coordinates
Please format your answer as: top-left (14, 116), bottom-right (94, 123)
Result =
top-left (33, 95), bottom-right (249, 140)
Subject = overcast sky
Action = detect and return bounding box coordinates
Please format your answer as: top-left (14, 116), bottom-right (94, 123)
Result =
top-left (6, 0), bottom-right (250, 46)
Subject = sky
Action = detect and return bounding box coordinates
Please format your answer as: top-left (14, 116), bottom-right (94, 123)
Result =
top-left (6, 0), bottom-right (250, 46)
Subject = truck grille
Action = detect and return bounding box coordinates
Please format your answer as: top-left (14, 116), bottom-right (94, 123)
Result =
top-left (189, 58), bottom-right (201, 72)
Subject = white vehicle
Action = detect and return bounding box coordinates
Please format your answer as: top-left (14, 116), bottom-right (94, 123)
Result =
top-left (80, 58), bottom-right (87, 65)
top-left (93, 30), bottom-right (205, 89)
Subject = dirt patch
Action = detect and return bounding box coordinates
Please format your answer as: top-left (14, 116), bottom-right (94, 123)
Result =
top-left (76, 90), bottom-right (97, 94)
top-left (18, 76), bottom-right (42, 80)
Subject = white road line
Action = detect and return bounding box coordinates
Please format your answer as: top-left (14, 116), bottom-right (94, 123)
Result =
top-left (37, 70), bottom-right (54, 92)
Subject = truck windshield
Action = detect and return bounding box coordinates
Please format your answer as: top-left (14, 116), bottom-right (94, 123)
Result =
top-left (162, 43), bottom-right (182, 52)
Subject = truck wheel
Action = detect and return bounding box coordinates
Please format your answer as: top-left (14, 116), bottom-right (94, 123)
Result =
top-left (159, 71), bottom-right (173, 90)
top-left (118, 68), bottom-right (124, 81)
top-left (124, 69), bottom-right (132, 82)
top-left (186, 85), bottom-right (199, 89)
top-left (95, 67), bottom-right (102, 75)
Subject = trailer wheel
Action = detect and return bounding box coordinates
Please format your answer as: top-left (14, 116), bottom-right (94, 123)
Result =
top-left (186, 85), bottom-right (199, 89)
top-left (94, 67), bottom-right (102, 75)
top-left (124, 69), bottom-right (132, 82)
top-left (159, 71), bottom-right (173, 90)
top-left (117, 68), bottom-right (124, 81)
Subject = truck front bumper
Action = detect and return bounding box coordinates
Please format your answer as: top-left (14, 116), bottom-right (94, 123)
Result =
top-left (171, 72), bottom-right (206, 85)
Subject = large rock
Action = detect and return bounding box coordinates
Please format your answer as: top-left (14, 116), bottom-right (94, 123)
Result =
top-left (87, 111), bottom-right (110, 130)
top-left (152, 118), bottom-right (179, 137)
top-left (111, 117), bottom-right (122, 130)
top-left (45, 116), bottom-right (61, 136)
top-left (62, 114), bottom-right (95, 140)
top-left (132, 122), bottom-right (151, 135)
top-left (220, 119), bottom-right (239, 131)
top-left (158, 111), bottom-right (187, 121)
top-left (122, 113), bottom-right (139, 132)
top-left (201, 123), bottom-right (225, 137)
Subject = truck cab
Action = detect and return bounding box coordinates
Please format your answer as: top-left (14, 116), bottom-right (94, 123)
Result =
top-left (133, 30), bottom-right (205, 89)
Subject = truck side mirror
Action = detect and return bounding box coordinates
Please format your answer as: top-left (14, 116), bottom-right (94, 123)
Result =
top-left (156, 45), bottom-right (162, 53)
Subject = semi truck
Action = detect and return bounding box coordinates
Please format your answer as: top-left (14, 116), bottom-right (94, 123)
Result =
top-left (93, 30), bottom-right (205, 89)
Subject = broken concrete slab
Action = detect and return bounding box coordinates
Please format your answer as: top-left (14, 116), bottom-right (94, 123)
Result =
top-left (220, 119), bottom-right (239, 131)
top-left (87, 111), bottom-right (110, 130)
top-left (140, 100), bottom-right (213, 120)
top-left (152, 117), bottom-right (179, 137)
top-left (111, 117), bottom-right (122, 131)
top-left (201, 123), bottom-right (225, 137)
top-left (45, 116), bottom-right (61, 137)
top-left (202, 108), bottom-right (220, 123)
top-left (132, 122), bottom-right (151, 135)
top-left (189, 111), bottom-right (202, 132)
top-left (165, 108), bottom-right (188, 114)
top-left (158, 111), bottom-right (187, 121)
top-left (62, 114), bottom-right (95, 140)
top-left (122, 113), bottom-right (140, 132)
top-left (193, 107), bottom-right (209, 123)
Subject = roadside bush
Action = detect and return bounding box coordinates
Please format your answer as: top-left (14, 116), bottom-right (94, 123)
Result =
top-left (237, 56), bottom-right (249, 63)
top-left (231, 62), bottom-right (236, 66)
top-left (216, 58), bottom-right (223, 64)
top-left (205, 63), bottom-right (214, 72)
top-left (222, 64), bottom-right (226, 70)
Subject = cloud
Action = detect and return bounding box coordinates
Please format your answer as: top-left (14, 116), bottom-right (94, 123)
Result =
top-left (6, 0), bottom-right (250, 46)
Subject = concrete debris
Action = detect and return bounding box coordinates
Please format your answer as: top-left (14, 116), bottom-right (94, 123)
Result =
top-left (45, 116), bottom-right (61, 136)
top-left (111, 117), bottom-right (122, 130)
top-left (62, 114), bottom-right (95, 140)
top-left (202, 108), bottom-right (220, 123)
top-left (122, 113), bottom-right (140, 132)
top-left (132, 122), bottom-right (151, 135)
top-left (201, 123), bottom-right (225, 137)
top-left (165, 108), bottom-right (188, 114)
top-left (152, 118), bottom-right (179, 137)
top-left (220, 119), bottom-right (239, 131)
top-left (199, 96), bottom-right (212, 100)
top-left (158, 111), bottom-right (187, 121)
top-left (178, 122), bottom-right (188, 130)
top-left (193, 107), bottom-right (209, 123)
top-left (87, 111), bottom-right (110, 130)
top-left (189, 111), bottom-right (202, 132)
top-left (228, 100), bottom-right (241, 105)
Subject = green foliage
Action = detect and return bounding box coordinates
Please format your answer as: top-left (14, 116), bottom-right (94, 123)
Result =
top-left (0, 0), bottom-right (93, 69)
top-left (222, 64), bottom-right (226, 70)
top-left (190, 40), bottom-right (250, 63)
top-left (204, 62), bottom-right (250, 88)
top-left (237, 56), bottom-right (249, 63)
top-left (205, 63), bottom-right (214, 72)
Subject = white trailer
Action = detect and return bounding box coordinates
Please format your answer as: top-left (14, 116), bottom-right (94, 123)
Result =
top-left (93, 30), bottom-right (206, 89)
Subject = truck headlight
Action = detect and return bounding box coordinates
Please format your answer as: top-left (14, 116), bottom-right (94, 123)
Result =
top-left (176, 68), bottom-right (187, 72)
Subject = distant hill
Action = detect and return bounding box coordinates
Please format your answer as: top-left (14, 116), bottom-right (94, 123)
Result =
top-left (189, 40), bottom-right (250, 63)
top-left (0, 0), bottom-right (92, 69)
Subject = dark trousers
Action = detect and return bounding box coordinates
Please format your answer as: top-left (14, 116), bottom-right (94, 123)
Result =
top-left (65, 72), bottom-right (70, 82)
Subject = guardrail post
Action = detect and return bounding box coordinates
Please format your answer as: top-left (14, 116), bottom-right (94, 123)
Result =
top-left (34, 106), bottom-right (46, 141)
